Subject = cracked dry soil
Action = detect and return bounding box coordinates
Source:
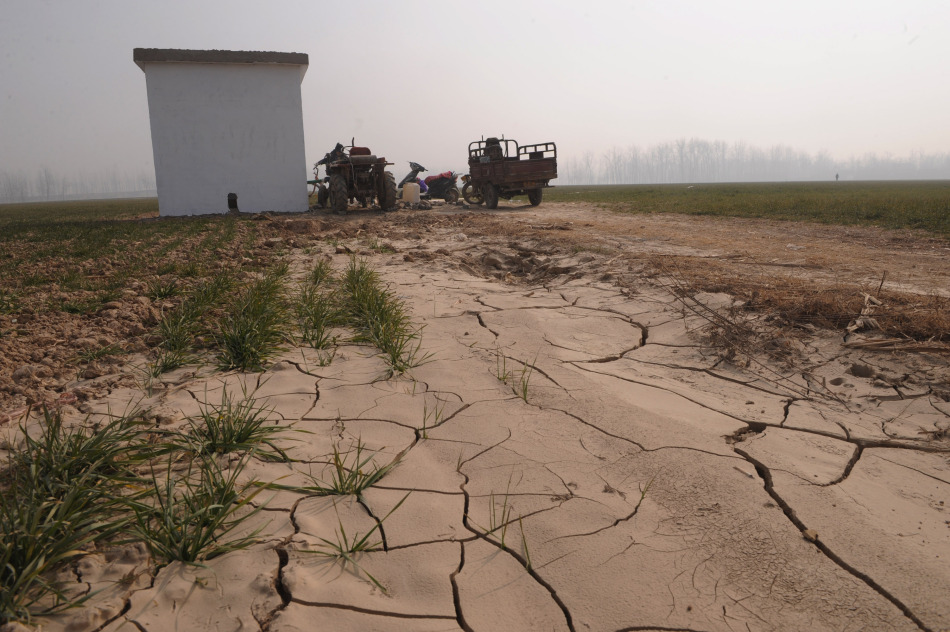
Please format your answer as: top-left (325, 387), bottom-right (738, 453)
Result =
top-left (4, 201), bottom-right (950, 632)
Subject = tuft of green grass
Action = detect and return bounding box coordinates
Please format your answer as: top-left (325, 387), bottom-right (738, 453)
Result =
top-left (56, 290), bottom-right (119, 315)
top-left (57, 270), bottom-right (89, 292)
top-left (1, 470), bottom-right (121, 624)
top-left (340, 257), bottom-right (432, 377)
top-left (175, 385), bottom-right (292, 461)
top-left (295, 271), bottom-right (339, 351)
top-left (192, 273), bottom-right (236, 308)
top-left (518, 516), bottom-right (532, 570)
top-left (148, 348), bottom-right (191, 376)
top-left (305, 258), bottom-right (335, 289)
top-left (366, 237), bottom-right (396, 254)
top-left (146, 277), bottom-right (179, 300)
top-left (312, 348), bottom-right (337, 367)
top-left (487, 485), bottom-right (513, 550)
top-left (0, 289), bottom-right (20, 314)
top-left (6, 407), bottom-right (151, 500)
top-left (177, 260), bottom-right (204, 278)
top-left (76, 342), bottom-right (123, 364)
top-left (155, 273), bottom-right (237, 358)
top-left (156, 310), bottom-right (196, 354)
top-left (0, 408), bottom-right (150, 624)
top-left (216, 264), bottom-right (291, 371)
top-left (315, 439), bottom-right (402, 497)
top-left (155, 261), bottom-right (177, 276)
top-left (127, 454), bottom-right (267, 564)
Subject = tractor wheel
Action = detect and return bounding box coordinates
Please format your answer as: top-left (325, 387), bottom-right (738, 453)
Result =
top-left (482, 184), bottom-right (499, 210)
top-left (528, 188), bottom-right (543, 206)
top-left (379, 171), bottom-right (397, 211)
top-left (444, 188), bottom-right (460, 204)
top-left (328, 174), bottom-right (348, 214)
top-left (316, 183), bottom-right (329, 208)
top-left (462, 182), bottom-right (483, 205)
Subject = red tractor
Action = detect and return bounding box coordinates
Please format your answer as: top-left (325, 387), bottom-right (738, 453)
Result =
top-left (313, 140), bottom-right (397, 214)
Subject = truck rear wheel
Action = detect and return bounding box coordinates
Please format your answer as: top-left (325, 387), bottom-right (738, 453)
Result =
top-left (328, 174), bottom-right (348, 214)
top-left (482, 184), bottom-right (499, 209)
top-left (462, 182), bottom-right (482, 205)
top-left (528, 188), bottom-right (543, 206)
top-left (379, 171), bottom-right (397, 211)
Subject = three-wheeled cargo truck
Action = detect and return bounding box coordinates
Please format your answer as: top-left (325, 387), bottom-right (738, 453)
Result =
top-left (461, 137), bottom-right (557, 209)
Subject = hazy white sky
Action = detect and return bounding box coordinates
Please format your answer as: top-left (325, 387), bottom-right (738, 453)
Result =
top-left (1, 0), bottom-right (948, 181)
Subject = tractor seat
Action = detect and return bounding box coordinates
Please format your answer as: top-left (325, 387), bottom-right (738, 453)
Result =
top-left (349, 155), bottom-right (378, 164)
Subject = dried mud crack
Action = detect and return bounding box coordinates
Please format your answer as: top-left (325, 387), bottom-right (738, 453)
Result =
top-left (5, 202), bottom-right (949, 632)
top-left (734, 446), bottom-right (931, 632)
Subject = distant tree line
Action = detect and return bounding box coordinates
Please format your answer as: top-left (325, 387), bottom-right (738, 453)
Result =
top-left (4, 140), bottom-right (948, 203)
top-left (0, 168), bottom-right (156, 203)
top-left (557, 139), bottom-right (950, 185)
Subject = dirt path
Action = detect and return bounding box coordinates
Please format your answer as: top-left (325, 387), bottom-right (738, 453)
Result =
top-left (4, 201), bottom-right (950, 632)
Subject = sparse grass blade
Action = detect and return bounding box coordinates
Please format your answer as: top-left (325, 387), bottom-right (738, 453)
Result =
top-left (265, 438), bottom-right (402, 498)
top-left (467, 477), bottom-right (517, 551)
top-left (516, 355), bottom-right (537, 402)
top-left (305, 492), bottom-right (410, 592)
top-left (420, 396), bottom-right (446, 439)
top-left (519, 515), bottom-right (532, 570)
top-left (495, 348), bottom-right (512, 384)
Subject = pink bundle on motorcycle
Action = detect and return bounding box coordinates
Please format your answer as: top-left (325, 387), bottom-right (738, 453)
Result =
top-left (424, 171), bottom-right (454, 185)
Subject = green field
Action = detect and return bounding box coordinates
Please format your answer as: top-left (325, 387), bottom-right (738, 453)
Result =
top-left (0, 197), bottom-right (157, 225)
top-left (543, 181), bottom-right (950, 237)
top-left (0, 198), bottom-right (261, 319)
top-left (5, 180), bottom-right (950, 238)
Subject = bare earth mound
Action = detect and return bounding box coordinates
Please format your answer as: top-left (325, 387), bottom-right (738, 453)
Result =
top-left (2, 200), bottom-right (949, 632)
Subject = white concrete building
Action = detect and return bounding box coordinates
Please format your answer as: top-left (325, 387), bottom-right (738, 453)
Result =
top-left (134, 49), bottom-right (309, 216)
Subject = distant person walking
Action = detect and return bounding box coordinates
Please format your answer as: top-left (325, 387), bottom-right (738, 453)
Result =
top-left (835, 173), bottom-right (839, 181)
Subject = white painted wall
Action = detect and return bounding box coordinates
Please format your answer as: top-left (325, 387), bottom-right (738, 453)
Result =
top-left (137, 59), bottom-right (308, 216)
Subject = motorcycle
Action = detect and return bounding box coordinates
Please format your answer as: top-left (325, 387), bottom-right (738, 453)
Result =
top-left (397, 161), bottom-right (460, 204)
top-left (397, 161), bottom-right (426, 190)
